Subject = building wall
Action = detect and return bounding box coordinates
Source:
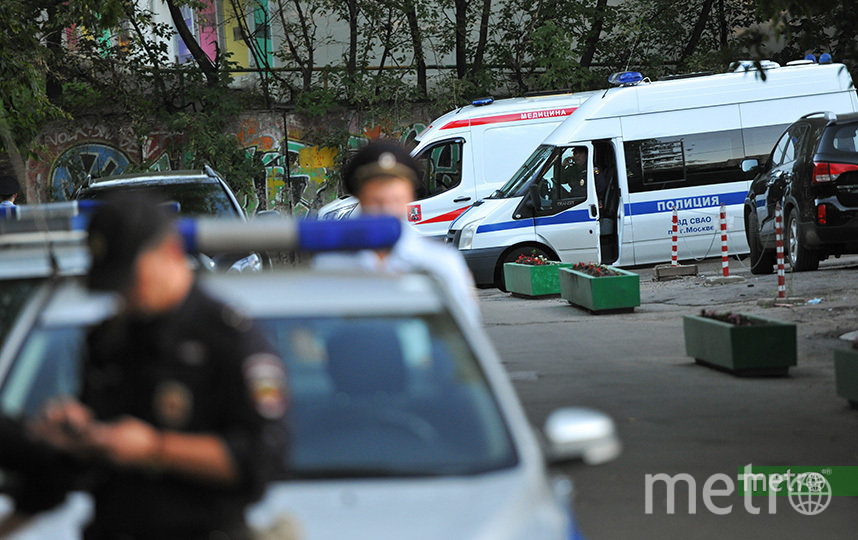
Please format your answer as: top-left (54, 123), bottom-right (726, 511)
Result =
top-left (26, 107), bottom-right (436, 213)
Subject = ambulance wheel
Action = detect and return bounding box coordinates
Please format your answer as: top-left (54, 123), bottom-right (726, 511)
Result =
top-left (495, 246), bottom-right (552, 291)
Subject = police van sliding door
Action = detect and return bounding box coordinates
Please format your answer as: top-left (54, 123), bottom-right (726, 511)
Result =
top-left (621, 107), bottom-right (751, 265)
top-left (530, 143), bottom-right (600, 263)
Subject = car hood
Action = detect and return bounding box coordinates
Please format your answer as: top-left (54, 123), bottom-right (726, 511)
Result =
top-left (451, 198), bottom-right (510, 231)
top-left (317, 196), bottom-right (358, 218)
top-left (248, 468), bottom-right (568, 540)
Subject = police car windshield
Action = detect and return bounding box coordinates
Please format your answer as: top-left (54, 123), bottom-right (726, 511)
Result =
top-left (257, 314), bottom-right (519, 478)
top-left (493, 145), bottom-right (555, 199)
top-left (0, 313), bottom-right (519, 478)
top-left (79, 182), bottom-right (238, 217)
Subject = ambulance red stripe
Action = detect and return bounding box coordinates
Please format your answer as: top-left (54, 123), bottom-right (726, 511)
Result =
top-left (415, 205), bottom-right (470, 225)
top-left (440, 107), bottom-right (578, 130)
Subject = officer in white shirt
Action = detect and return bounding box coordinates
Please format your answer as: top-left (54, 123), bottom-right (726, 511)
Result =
top-left (315, 141), bottom-right (481, 326)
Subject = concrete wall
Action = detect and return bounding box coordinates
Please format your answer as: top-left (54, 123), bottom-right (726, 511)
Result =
top-left (25, 106), bottom-right (436, 214)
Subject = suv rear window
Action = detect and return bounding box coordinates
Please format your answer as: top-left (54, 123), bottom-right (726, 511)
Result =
top-left (827, 124), bottom-right (858, 153)
top-left (80, 182), bottom-right (238, 217)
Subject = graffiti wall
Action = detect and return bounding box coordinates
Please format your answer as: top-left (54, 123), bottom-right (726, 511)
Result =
top-left (26, 108), bottom-right (433, 214)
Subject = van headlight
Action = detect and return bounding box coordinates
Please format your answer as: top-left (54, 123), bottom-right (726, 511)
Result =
top-left (459, 219), bottom-right (483, 250)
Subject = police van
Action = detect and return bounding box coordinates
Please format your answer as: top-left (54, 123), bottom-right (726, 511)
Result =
top-left (318, 90), bottom-right (599, 237)
top-left (447, 60), bottom-right (858, 287)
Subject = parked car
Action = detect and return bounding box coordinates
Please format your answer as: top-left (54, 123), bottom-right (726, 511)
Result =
top-left (0, 217), bottom-right (619, 540)
top-left (75, 167), bottom-right (262, 271)
top-left (744, 111), bottom-right (858, 272)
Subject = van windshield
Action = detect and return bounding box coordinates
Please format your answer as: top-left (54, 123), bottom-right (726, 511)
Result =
top-left (492, 145), bottom-right (555, 198)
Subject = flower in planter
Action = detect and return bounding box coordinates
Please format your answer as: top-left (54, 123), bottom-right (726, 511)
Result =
top-left (699, 309), bottom-right (758, 326)
top-left (571, 262), bottom-right (620, 277)
top-left (515, 251), bottom-right (557, 266)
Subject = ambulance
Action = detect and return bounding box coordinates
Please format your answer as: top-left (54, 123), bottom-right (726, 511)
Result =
top-left (446, 60), bottom-right (858, 287)
top-left (317, 90), bottom-right (599, 237)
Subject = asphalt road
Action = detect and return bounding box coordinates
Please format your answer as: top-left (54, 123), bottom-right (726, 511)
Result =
top-left (479, 254), bottom-right (858, 540)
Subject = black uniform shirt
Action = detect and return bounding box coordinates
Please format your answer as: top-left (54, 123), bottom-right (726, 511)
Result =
top-left (21, 284), bottom-right (290, 539)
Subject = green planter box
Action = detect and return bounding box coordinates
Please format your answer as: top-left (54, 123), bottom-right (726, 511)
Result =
top-left (683, 314), bottom-right (797, 376)
top-left (503, 262), bottom-right (573, 297)
top-left (559, 267), bottom-right (640, 313)
top-left (834, 348), bottom-right (858, 408)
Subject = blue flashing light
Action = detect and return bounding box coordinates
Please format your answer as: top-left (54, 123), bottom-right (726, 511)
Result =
top-left (804, 54), bottom-right (817, 63)
top-left (471, 97), bottom-right (494, 106)
top-left (819, 53), bottom-right (833, 64)
top-left (298, 216), bottom-right (401, 252)
top-left (608, 71), bottom-right (644, 86)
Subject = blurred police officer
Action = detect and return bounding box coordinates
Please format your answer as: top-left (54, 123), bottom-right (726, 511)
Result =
top-left (314, 141), bottom-right (481, 326)
top-left (5, 195), bottom-right (289, 539)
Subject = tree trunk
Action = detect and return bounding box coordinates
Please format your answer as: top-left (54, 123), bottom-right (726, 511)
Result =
top-left (347, 0), bottom-right (359, 97)
top-left (454, 0), bottom-right (467, 79)
top-left (292, 0), bottom-right (315, 91)
top-left (404, 0), bottom-right (427, 98)
top-left (580, 0), bottom-right (608, 68)
top-left (165, 0), bottom-right (219, 86)
top-left (678, 0), bottom-right (715, 66)
top-left (718, 0), bottom-right (727, 48)
top-left (470, 0), bottom-right (491, 74)
top-left (374, 6), bottom-right (395, 95)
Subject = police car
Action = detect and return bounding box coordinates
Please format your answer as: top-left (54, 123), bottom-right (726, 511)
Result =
top-left (0, 209), bottom-right (619, 539)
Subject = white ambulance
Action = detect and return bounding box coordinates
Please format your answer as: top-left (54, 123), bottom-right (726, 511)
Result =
top-left (317, 91), bottom-right (599, 237)
top-left (446, 60), bottom-right (858, 287)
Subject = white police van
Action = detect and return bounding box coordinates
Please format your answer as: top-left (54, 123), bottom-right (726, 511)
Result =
top-left (318, 90), bottom-right (599, 238)
top-left (448, 59), bottom-right (858, 287)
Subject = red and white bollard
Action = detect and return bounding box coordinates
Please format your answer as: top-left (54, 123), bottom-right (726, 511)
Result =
top-left (671, 208), bottom-right (678, 267)
top-left (720, 203), bottom-right (729, 277)
top-left (775, 203), bottom-right (786, 298)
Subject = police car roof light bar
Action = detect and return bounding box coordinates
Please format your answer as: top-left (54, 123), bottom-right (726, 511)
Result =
top-left (178, 216), bottom-right (402, 254)
top-left (819, 53), bottom-right (833, 64)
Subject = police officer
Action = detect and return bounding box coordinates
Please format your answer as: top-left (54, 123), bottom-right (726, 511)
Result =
top-left (0, 170), bottom-right (18, 207)
top-left (314, 141), bottom-right (481, 327)
top-left (559, 146), bottom-right (607, 205)
top-left (5, 195), bottom-right (289, 539)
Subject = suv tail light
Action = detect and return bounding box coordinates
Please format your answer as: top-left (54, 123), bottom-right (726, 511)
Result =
top-left (813, 162), bottom-right (858, 183)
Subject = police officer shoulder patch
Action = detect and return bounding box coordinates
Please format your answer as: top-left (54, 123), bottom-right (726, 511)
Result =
top-left (243, 353), bottom-right (288, 420)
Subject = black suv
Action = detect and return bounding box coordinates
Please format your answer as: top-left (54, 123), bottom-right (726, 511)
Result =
top-left (744, 112), bottom-right (858, 273)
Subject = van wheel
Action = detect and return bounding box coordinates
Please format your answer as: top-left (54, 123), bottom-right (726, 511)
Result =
top-left (786, 211), bottom-right (819, 271)
top-left (494, 246), bottom-right (551, 291)
top-left (747, 214), bottom-right (775, 275)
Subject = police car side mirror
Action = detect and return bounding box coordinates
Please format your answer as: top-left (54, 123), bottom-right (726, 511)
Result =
top-left (741, 159), bottom-right (759, 174)
top-left (543, 408), bottom-right (621, 466)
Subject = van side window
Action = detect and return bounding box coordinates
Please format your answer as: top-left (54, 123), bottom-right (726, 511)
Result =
top-left (624, 129), bottom-right (747, 193)
top-left (744, 124), bottom-right (791, 167)
top-left (414, 139), bottom-right (464, 199)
